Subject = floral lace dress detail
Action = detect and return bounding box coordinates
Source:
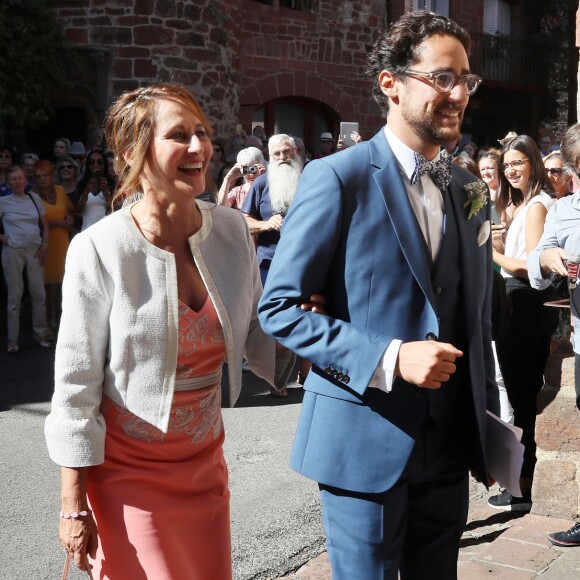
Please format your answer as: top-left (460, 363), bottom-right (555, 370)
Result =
top-left (103, 295), bottom-right (226, 444)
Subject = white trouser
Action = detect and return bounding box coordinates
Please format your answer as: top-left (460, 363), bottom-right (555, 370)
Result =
top-left (2, 246), bottom-right (47, 343)
top-left (492, 340), bottom-right (514, 425)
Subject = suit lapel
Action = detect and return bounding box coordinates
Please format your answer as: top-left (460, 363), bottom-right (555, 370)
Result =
top-left (369, 132), bottom-right (435, 308)
top-left (445, 172), bottom-right (479, 341)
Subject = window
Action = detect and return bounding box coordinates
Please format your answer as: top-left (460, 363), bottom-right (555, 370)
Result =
top-left (412, 0), bottom-right (449, 17)
top-left (483, 0), bottom-right (510, 35)
top-left (256, 0), bottom-right (317, 11)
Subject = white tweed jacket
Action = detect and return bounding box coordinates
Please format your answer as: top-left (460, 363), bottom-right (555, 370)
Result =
top-left (45, 201), bottom-right (286, 467)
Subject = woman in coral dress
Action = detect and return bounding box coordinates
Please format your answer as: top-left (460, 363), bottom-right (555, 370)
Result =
top-left (45, 84), bottom-right (293, 578)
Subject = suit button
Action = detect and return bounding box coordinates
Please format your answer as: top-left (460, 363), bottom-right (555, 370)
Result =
top-left (425, 332), bottom-right (437, 340)
top-left (435, 286), bottom-right (442, 294)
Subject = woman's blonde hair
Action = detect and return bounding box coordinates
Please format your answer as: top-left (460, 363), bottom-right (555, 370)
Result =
top-left (103, 83), bottom-right (213, 204)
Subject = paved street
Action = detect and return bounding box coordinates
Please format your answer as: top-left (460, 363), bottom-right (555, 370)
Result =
top-left (0, 328), bottom-right (325, 580)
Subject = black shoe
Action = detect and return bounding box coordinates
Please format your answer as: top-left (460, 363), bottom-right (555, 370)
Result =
top-left (488, 488), bottom-right (532, 512)
top-left (548, 523), bottom-right (580, 547)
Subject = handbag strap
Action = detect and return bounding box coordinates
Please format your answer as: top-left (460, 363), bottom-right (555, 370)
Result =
top-left (26, 192), bottom-right (44, 238)
top-left (61, 551), bottom-right (94, 580)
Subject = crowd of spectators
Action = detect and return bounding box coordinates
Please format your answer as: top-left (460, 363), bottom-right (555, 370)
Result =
top-left (1, 114), bottom-right (579, 537)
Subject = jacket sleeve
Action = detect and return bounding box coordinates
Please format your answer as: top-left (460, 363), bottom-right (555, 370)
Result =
top-left (258, 160), bottom-right (390, 398)
top-left (527, 204), bottom-right (559, 290)
top-left (44, 233), bottom-right (112, 467)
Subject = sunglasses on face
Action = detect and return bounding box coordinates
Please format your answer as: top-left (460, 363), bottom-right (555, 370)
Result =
top-left (60, 164), bottom-right (74, 170)
top-left (546, 167), bottom-right (566, 176)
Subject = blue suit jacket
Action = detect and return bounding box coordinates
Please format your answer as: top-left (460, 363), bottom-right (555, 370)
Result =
top-left (258, 130), bottom-right (499, 493)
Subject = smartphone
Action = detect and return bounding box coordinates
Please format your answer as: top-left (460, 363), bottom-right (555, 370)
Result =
top-left (339, 122), bottom-right (359, 147)
top-left (490, 204), bottom-right (501, 225)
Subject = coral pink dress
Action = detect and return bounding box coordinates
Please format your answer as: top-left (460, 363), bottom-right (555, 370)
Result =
top-left (87, 296), bottom-right (231, 579)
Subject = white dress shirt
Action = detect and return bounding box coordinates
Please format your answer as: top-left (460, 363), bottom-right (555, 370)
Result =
top-left (369, 126), bottom-right (445, 393)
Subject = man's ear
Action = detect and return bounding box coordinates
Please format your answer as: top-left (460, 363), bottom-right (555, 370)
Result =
top-left (378, 70), bottom-right (399, 104)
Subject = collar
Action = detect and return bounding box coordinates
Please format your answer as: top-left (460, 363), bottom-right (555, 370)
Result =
top-left (383, 125), bottom-right (441, 182)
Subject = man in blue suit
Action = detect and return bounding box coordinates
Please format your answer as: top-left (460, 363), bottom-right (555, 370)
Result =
top-left (258, 10), bottom-right (500, 579)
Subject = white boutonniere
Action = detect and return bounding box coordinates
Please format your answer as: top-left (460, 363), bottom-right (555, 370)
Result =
top-left (463, 180), bottom-right (488, 219)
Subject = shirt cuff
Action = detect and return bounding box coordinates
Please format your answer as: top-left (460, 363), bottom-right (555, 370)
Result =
top-left (369, 339), bottom-right (402, 393)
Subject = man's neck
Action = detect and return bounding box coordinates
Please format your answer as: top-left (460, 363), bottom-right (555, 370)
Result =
top-left (386, 118), bottom-right (441, 160)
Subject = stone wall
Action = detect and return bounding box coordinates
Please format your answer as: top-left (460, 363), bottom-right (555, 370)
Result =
top-left (236, 0), bottom-right (387, 137)
top-left (49, 0), bottom-right (390, 139)
top-left (51, 0), bottom-right (242, 137)
top-left (534, 352), bottom-right (580, 520)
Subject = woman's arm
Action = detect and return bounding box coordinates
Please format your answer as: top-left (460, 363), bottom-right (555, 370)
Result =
top-left (36, 215), bottom-right (49, 263)
top-left (60, 466), bottom-right (99, 571)
top-left (492, 250), bottom-right (527, 277)
top-left (217, 164), bottom-right (243, 205)
top-left (525, 202), bottom-right (549, 255)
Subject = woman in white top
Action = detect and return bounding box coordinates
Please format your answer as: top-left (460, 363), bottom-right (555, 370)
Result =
top-left (488, 135), bottom-right (558, 511)
top-left (75, 148), bottom-right (115, 231)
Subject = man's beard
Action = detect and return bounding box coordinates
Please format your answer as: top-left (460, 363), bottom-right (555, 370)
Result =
top-left (402, 102), bottom-right (464, 146)
top-left (268, 157), bottom-right (303, 216)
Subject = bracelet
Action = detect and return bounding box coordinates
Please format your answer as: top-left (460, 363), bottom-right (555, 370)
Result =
top-left (60, 509), bottom-right (91, 519)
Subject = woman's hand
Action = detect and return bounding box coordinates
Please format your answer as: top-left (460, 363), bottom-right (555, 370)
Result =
top-left (226, 163), bottom-right (243, 182)
top-left (491, 222), bottom-right (506, 253)
top-left (88, 177), bottom-right (99, 194)
top-left (35, 243), bottom-right (48, 265)
top-left (64, 212), bottom-right (74, 229)
top-left (60, 512), bottom-right (99, 572)
top-left (98, 178), bottom-right (110, 196)
top-left (0, 233), bottom-right (8, 245)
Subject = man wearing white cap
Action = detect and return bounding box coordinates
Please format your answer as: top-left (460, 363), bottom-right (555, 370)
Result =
top-left (316, 132), bottom-right (335, 158)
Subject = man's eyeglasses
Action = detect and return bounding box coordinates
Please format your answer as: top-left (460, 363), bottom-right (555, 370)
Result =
top-left (60, 164), bottom-right (74, 170)
top-left (500, 159), bottom-right (529, 173)
top-left (546, 167), bottom-right (566, 176)
top-left (400, 70), bottom-right (483, 96)
top-left (71, 155), bottom-right (86, 161)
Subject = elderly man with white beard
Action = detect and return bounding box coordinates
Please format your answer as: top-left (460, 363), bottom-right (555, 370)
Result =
top-left (241, 134), bottom-right (303, 398)
top-left (241, 134), bottom-right (303, 286)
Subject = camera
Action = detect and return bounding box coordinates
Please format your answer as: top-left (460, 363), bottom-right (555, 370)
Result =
top-left (242, 165), bottom-right (258, 175)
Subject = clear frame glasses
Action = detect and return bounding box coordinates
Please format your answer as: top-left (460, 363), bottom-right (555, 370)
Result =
top-left (401, 70), bottom-right (483, 96)
top-left (500, 159), bottom-right (529, 173)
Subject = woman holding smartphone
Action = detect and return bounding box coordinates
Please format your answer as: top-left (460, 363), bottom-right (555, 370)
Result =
top-left (75, 148), bottom-right (115, 231)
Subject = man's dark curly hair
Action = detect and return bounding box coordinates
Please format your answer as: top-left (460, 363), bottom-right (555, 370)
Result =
top-left (367, 10), bottom-right (471, 117)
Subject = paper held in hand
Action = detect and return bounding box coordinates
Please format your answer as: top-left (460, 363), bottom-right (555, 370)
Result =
top-left (485, 410), bottom-right (525, 498)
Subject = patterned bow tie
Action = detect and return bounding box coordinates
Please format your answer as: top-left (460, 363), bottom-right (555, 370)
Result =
top-left (410, 153), bottom-right (452, 190)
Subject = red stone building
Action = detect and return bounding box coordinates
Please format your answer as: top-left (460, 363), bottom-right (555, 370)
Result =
top-left (34, 0), bottom-right (573, 156)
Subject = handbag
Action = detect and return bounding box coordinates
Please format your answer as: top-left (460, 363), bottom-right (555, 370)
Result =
top-left (61, 551), bottom-right (94, 580)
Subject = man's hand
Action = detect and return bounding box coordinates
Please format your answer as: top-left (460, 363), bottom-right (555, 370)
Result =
top-left (266, 214), bottom-right (284, 231)
top-left (539, 247), bottom-right (568, 277)
top-left (300, 293), bottom-right (327, 314)
top-left (395, 341), bottom-right (463, 389)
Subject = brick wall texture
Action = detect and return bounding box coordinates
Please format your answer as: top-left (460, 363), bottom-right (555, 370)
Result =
top-left (51, 0), bottom-right (394, 139)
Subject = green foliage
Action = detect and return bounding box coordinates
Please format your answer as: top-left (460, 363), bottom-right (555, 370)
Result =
top-left (0, 0), bottom-right (75, 129)
top-left (525, 0), bottom-right (577, 122)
